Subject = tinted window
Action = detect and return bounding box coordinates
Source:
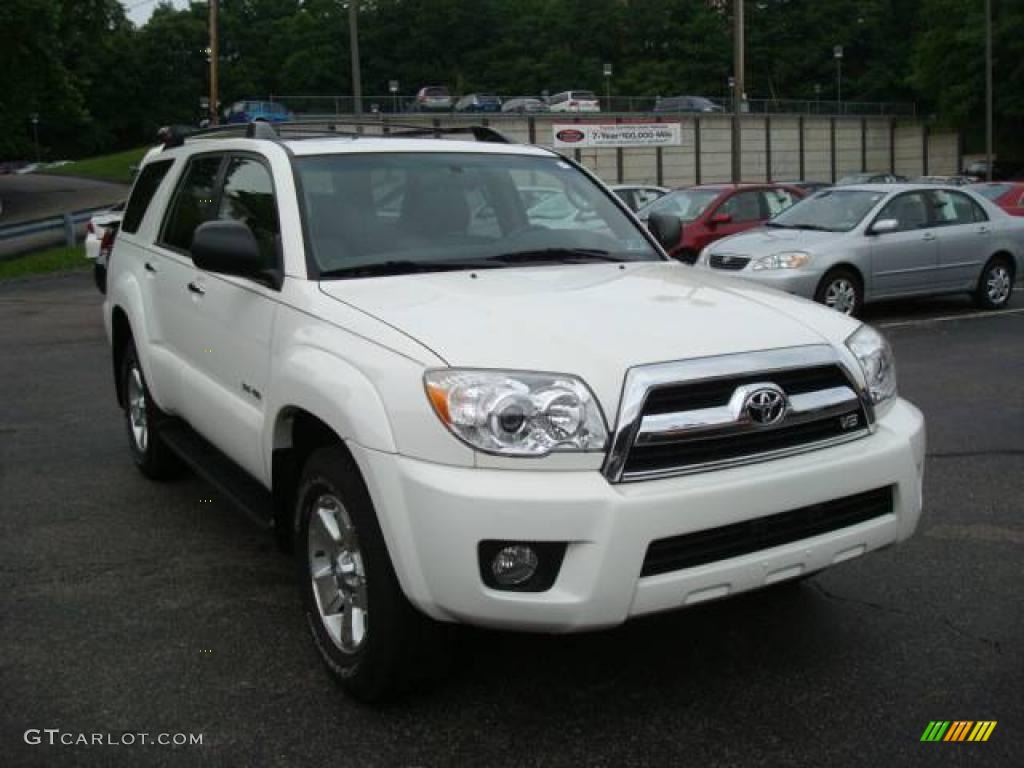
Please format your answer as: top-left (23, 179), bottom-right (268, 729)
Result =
top-left (217, 157), bottom-right (280, 268)
top-left (121, 160), bottom-right (173, 234)
top-left (634, 188), bottom-right (664, 208)
top-left (929, 190), bottom-right (987, 225)
top-left (572, 91), bottom-right (598, 101)
top-left (161, 155), bottom-right (223, 251)
top-left (877, 192), bottom-right (930, 231)
top-left (718, 191), bottom-right (763, 222)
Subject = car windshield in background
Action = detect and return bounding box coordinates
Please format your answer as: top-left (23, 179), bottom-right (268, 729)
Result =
top-left (294, 152), bottom-right (660, 276)
top-left (644, 189), bottom-right (721, 221)
top-left (767, 189), bottom-right (886, 232)
top-left (836, 174), bottom-right (874, 185)
top-left (972, 183), bottom-right (1011, 200)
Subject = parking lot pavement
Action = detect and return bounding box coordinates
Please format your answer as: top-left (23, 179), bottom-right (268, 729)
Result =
top-left (1, 273), bottom-right (1021, 768)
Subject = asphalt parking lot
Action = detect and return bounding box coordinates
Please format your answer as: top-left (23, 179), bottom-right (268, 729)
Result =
top-left (1, 271), bottom-right (1021, 767)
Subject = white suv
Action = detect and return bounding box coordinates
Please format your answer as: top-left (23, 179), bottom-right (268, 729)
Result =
top-left (104, 123), bottom-right (926, 701)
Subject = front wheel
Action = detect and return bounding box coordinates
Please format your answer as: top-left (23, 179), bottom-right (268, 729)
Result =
top-left (814, 268), bottom-right (863, 316)
top-left (120, 341), bottom-right (182, 480)
top-left (296, 445), bottom-right (449, 703)
top-left (975, 257), bottom-right (1014, 309)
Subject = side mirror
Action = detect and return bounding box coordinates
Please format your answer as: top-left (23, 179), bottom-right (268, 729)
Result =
top-left (709, 212), bottom-right (732, 225)
top-left (647, 212), bottom-right (682, 251)
top-left (191, 220), bottom-right (281, 289)
top-left (869, 218), bottom-right (899, 235)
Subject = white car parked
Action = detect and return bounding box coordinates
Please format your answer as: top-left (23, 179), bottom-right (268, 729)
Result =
top-left (105, 124), bottom-right (925, 702)
top-left (547, 90), bottom-right (601, 112)
top-left (85, 202), bottom-right (124, 292)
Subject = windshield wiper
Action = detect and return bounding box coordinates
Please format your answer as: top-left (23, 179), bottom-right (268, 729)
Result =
top-left (784, 223), bottom-right (837, 232)
top-left (319, 259), bottom-right (502, 279)
top-left (764, 221), bottom-right (795, 228)
top-left (488, 248), bottom-right (627, 264)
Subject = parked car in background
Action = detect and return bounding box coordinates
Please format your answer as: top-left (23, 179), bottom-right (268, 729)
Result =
top-left (836, 172), bottom-right (904, 185)
top-left (224, 100), bottom-right (292, 124)
top-left (501, 97), bottom-right (548, 113)
top-left (454, 93), bottom-right (502, 113)
top-left (970, 182), bottom-right (1024, 216)
top-left (696, 184), bottom-right (1022, 315)
top-left (548, 90), bottom-right (601, 112)
top-left (609, 184), bottom-right (669, 212)
top-left (653, 95), bottom-right (724, 113)
top-left (411, 86), bottom-right (453, 112)
top-left (914, 175), bottom-right (971, 186)
top-left (85, 202), bottom-right (124, 292)
top-left (962, 159), bottom-right (1024, 182)
top-left (636, 183), bottom-right (805, 263)
top-left (777, 180), bottom-right (831, 195)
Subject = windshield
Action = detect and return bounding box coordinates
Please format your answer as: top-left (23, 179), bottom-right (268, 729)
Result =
top-left (767, 189), bottom-right (886, 232)
top-left (294, 152), bottom-right (661, 276)
top-left (972, 183), bottom-right (1011, 200)
top-left (573, 91), bottom-right (598, 101)
top-left (643, 189), bottom-right (721, 221)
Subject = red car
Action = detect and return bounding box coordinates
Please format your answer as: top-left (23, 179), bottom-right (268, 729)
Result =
top-left (970, 182), bottom-right (1024, 216)
top-left (636, 183), bottom-right (806, 263)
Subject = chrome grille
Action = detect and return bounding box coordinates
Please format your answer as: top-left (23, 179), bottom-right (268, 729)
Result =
top-left (603, 346), bottom-right (873, 483)
top-left (709, 253), bottom-right (750, 270)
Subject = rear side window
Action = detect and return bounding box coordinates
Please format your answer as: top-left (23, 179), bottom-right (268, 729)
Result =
top-left (161, 155), bottom-right (224, 251)
top-left (121, 160), bottom-right (173, 234)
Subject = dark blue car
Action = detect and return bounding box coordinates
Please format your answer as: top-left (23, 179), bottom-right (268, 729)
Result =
top-left (454, 93), bottom-right (502, 113)
top-left (225, 100), bottom-right (293, 124)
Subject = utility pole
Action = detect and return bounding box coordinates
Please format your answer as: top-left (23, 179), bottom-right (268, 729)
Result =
top-left (209, 0), bottom-right (219, 126)
top-left (985, 0), bottom-right (993, 180)
top-left (732, 0), bottom-right (745, 182)
top-left (834, 45), bottom-right (843, 115)
top-left (349, 1), bottom-right (363, 115)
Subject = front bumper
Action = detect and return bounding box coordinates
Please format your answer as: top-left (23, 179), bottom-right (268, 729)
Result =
top-left (355, 398), bottom-right (925, 632)
top-left (698, 264), bottom-right (823, 298)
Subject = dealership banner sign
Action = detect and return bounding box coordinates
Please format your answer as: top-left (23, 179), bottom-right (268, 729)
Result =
top-left (552, 123), bottom-right (682, 148)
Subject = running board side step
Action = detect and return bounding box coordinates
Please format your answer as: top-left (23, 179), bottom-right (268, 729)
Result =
top-left (157, 419), bottom-right (275, 531)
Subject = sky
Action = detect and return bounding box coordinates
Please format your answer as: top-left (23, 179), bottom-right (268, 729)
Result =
top-left (121, 0), bottom-right (191, 26)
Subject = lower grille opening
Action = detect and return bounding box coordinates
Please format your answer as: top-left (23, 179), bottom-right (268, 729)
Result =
top-left (640, 486), bottom-right (894, 577)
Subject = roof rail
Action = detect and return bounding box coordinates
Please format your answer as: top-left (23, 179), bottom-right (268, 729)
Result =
top-left (175, 120), bottom-right (513, 145)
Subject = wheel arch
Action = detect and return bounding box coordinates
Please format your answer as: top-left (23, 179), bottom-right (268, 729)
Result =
top-left (111, 305), bottom-right (133, 407)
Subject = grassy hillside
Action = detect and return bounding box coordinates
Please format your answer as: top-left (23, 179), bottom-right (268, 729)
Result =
top-left (41, 147), bottom-right (148, 184)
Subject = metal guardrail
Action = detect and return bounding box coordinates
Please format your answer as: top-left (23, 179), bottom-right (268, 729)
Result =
top-left (0, 205), bottom-right (111, 244)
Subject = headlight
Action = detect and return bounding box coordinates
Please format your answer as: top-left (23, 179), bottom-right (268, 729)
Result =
top-left (845, 324), bottom-right (897, 407)
top-left (751, 251), bottom-right (810, 271)
top-left (424, 370), bottom-right (609, 456)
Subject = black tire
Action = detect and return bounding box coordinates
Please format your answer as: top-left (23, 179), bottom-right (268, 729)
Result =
top-left (120, 341), bottom-right (183, 480)
top-left (814, 268), bottom-right (863, 316)
top-left (974, 256), bottom-right (1014, 310)
top-left (295, 444), bottom-right (450, 703)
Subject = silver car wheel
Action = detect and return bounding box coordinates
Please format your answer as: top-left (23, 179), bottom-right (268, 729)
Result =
top-left (308, 493), bottom-right (368, 654)
top-left (126, 365), bottom-right (148, 453)
top-left (986, 265), bottom-right (1011, 305)
top-left (825, 278), bottom-right (857, 315)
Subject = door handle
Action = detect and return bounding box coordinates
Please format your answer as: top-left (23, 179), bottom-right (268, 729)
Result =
top-left (187, 281), bottom-right (206, 296)
top-left (921, 232), bottom-right (936, 242)
top-left (977, 226), bottom-right (991, 235)
top-left (144, 262), bottom-right (157, 273)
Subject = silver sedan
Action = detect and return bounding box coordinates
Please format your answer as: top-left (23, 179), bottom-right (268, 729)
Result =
top-left (694, 184), bottom-right (1023, 315)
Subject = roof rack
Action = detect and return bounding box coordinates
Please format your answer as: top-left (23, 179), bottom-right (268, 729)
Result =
top-left (175, 120), bottom-right (512, 145)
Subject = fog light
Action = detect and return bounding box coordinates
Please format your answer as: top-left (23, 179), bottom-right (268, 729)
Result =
top-left (491, 545), bottom-right (539, 586)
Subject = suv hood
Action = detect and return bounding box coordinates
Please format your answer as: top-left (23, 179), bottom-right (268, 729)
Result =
top-left (708, 227), bottom-right (850, 257)
top-left (319, 262), bottom-right (851, 412)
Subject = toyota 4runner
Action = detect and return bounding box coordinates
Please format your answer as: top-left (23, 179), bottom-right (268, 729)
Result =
top-left (104, 123), bottom-right (926, 701)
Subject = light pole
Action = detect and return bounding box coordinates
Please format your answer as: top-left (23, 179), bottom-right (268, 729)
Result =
top-left (814, 83), bottom-right (821, 113)
top-left (389, 80), bottom-right (399, 114)
top-left (834, 45), bottom-right (843, 114)
top-left (348, 1), bottom-right (363, 115)
top-left (209, 0), bottom-right (219, 126)
top-left (30, 113), bottom-right (40, 162)
top-left (732, 0), bottom-right (746, 183)
top-left (985, 0), bottom-right (993, 180)
top-left (603, 63), bottom-right (613, 112)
